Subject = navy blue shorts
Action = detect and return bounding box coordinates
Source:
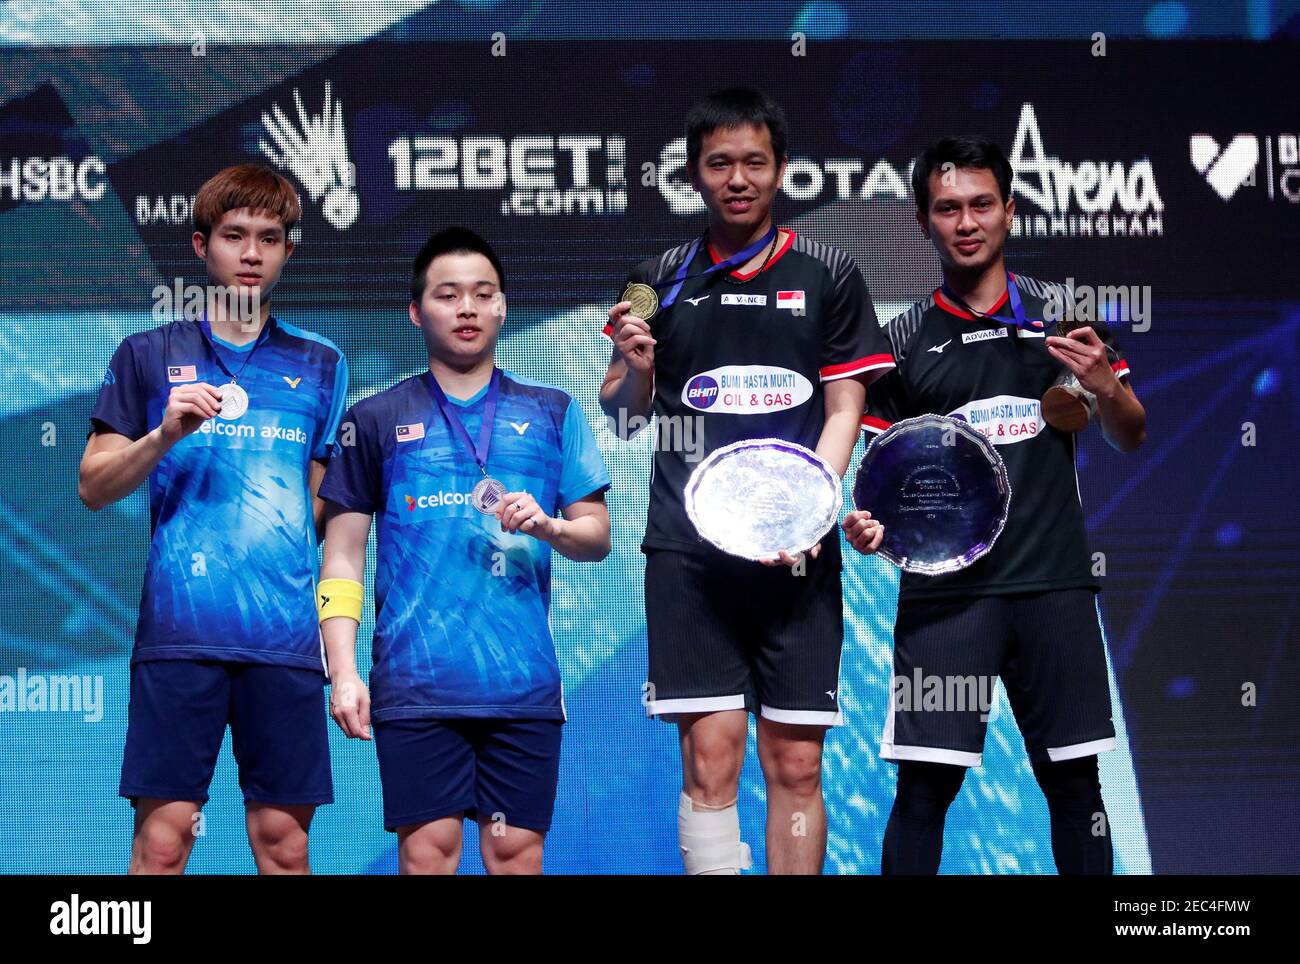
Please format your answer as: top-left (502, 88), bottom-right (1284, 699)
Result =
top-left (372, 718), bottom-right (563, 833)
top-left (119, 659), bottom-right (333, 806)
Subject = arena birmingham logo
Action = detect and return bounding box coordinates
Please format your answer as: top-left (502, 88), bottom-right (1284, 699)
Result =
top-left (1007, 103), bottom-right (1163, 239)
top-left (258, 83), bottom-right (360, 231)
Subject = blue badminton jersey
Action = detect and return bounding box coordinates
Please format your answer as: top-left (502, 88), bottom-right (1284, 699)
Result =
top-left (89, 317), bottom-right (349, 673)
top-left (317, 368), bottom-right (611, 721)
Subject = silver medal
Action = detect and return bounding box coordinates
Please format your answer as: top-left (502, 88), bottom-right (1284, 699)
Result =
top-left (471, 476), bottom-right (508, 514)
top-left (218, 381), bottom-right (249, 420)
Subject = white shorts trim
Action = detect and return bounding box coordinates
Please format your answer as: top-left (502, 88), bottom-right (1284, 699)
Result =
top-left (1046, 736), bottom-right (1116, 762)
top-left (881, 694), bottom-right (981, 765)
top-left (759, 705), bottom-right (844, 727)
top-left (880, 741), bottom-right (983, 767)
top-left (646, 694), bottom-right (746, 718)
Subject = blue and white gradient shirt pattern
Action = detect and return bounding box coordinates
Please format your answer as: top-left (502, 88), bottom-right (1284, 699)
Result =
top-left (89, 317), bottom-right (349, 672)
top-left (318, 369), bottom-right (611, 722)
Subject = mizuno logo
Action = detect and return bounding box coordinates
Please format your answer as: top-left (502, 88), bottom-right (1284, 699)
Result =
top-left (509, 421), bottom-right (530, 436)
top-left (283, 375), bottom-right (302, 388)
top-left (685, 295), bottom-right (710, 306)
top-left (928, 339), bottom-right (952, 354)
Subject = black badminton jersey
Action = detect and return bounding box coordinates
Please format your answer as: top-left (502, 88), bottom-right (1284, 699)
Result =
top-left (862, 274), bottom-right (1131, 602)
top-left (605, 230), bottom-right (895, 555)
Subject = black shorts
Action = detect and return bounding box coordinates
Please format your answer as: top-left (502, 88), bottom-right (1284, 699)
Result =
top-left (643, 544), bottom-right (844, 726)
top-left (881, 589), bottom-right (1116, 767)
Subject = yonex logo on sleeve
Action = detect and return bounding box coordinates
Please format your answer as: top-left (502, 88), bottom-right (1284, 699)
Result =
top-left (168, 365), bottom-right (197, 382)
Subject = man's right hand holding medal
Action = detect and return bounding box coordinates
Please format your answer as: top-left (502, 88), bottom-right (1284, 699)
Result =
top-left (608, 298), bottom-right (656, 374)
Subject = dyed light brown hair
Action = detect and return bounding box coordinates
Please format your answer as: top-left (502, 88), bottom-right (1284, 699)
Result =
top-left (192, 164), bottom-right (301, 237)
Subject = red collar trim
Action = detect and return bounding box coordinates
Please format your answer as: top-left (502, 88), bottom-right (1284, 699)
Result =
top-left (933, 274), bottom-right (1013, 320)
top-left (707, 229), bottom-right (795, 279)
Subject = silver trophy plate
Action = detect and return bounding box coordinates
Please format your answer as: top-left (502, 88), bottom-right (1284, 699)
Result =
top-left (685, 437), bottom-right (842, 561)
top-left (852, 414), bottom-right (1011, 575)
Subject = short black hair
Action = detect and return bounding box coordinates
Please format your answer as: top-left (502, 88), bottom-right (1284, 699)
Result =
top-left (686, 86), bottom-right (788, 173)
top-left (910, 135), bottom-right (1013, 212)
top-left (410, 226), bottom-right (505, 301)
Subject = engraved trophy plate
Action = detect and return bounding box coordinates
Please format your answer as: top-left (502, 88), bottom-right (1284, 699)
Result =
top-left (852, 414), bottom-right (1011, 575)
top-left (685, 438), bottom-right (842, 561)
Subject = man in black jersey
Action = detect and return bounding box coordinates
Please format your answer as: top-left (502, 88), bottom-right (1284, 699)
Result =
top-left (599, 87), bottom-right (894, 874)
top-left (843, 135), bottom-right (1147, 874)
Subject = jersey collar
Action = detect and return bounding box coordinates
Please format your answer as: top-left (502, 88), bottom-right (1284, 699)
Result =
top-left (707, 228), bottom-right (795, 280)
top-left (932, 273), bottom-right (1015, 321)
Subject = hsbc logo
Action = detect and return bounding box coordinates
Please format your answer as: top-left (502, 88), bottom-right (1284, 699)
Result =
top-left (0, 156), bottom-right (105, 203)
top-left (1190, 134), bottom-right (1259, 201)
top-left (1191, 132), bottom-right (1300, 205)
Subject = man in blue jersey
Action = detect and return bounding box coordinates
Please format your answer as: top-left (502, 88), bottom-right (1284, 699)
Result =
top-left (78, 164), bottom-right (349, 874)
top-left (318, 227), bottom-right (611, 875)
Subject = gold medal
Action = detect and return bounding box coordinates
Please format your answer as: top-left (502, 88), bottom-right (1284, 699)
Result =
top-left (622, 282), bottom-right (659, 321)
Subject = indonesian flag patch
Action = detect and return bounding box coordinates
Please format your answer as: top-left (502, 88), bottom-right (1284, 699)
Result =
top-left (776, 290), bottom-right (805, 311)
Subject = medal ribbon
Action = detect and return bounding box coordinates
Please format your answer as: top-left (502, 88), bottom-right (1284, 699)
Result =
top-left (197, 315), bottom-right (273, 383)
top-left (423, 367), bottom-right (501, 476)
top-left (940, 272), bottom-right (1120, 361)
top-left (654, 225), bottom-right (778, 309)
top-left (939, 272), bottom-right (1047, 330)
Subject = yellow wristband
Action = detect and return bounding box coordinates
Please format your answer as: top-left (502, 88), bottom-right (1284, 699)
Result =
top-left (318, 577), bottom-right (363, 624)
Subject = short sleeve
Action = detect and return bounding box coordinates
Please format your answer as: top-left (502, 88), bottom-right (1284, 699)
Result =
top-left (318, 404), bottom-right (382, 514)
top-left (88, 337), bottom-right (149, 440)
top-left (557, 396), bottom-right (611, 508)
top-left (862, 367), bottom-right (910, 437)
top-left (820, 257), bottom-right (895, 385)
top-left (313, 351), bottom-right (350, 461)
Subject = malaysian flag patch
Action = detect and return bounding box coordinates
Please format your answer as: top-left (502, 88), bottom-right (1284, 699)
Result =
top-left (395, 423), bottom-right (425, 442)
top-left (776, 290), bottom-right (806, 311)
top-left (167, 365), bottom-right (197, 383)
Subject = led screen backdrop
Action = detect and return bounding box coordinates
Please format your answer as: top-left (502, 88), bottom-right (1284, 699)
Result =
top-left (1, 6), bottom-right (1297, 874)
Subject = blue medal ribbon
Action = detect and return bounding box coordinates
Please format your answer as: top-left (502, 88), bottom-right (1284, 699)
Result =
top-left (655, 225), bottom-right (779, 309)
top-left (423, 367), bottom-right (501, 476)
top-left (941, 272), bottom-right (1046, 330)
